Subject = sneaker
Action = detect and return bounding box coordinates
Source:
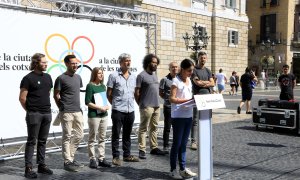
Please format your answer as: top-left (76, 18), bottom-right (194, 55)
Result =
top-left (246, 111), bottom-right (252, 114)
top-left (139, 150), bottom-right (147, 159)
top-left (24, 167), bottom-right (37, 179)
top-left (123, 155), bottom-right (140, 162)
top-left (179, 168), bottom-right (197, 179)
top-left (237, 106), bottom-right (241, 114)
top-left (150, 148), bottom-right (166, 155)
top-left (170, 169), bottom-right (180, 179)
top-left (37, 164), bottom-right (53, 175)
top-left (72, 160), bottom-right (84, 168)
top-left (163, 146), bottom-right (170, 154)
top-left (190, 142), bottom-right (197, 150)
top-left (112, 157), bottom-right (122, 166)
top-left (64, 161), bottom-right (79, 172)
top-left (89, 159), bottom-right (98, 169)
top-left (98, 158), bottom-right (112, 167)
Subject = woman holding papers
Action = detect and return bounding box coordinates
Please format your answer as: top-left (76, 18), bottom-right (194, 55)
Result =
top-left (85, 67), bottom-right (111, 168)
top-left (169, 59), bottom-right (197, 179)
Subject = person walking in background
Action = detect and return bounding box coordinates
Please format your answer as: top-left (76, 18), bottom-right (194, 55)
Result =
top-left (53, 55), bottom-right (84, 172)
top-left (229, 71), bottom-right (237, 95)
top-left (190, 51), bottom-right (215, 150)
top-left (159, 62), bottom-right (179, 153)
top-left (85, 67), bottom-right (111, 168)
top-left (107, 53), bottom-right (139, 166)
top-left (215, 68), bottom-right (227, 94)
top-left (278, 64), bottom-right (296, 100)
top-left (169, 59), bottom-right (197, 179)
top-left (237, 67), bottom-right (257, 114)
top-left (235, 72), bottom-right (240, 95)
top-left (135, 54), bottom-right (166, 159)
top-left (211, 73), bottom-right (218, 94)
top-left (19, 53), bottom-right (53, 179)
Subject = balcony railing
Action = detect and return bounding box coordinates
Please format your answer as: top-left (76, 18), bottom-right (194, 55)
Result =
top-left (256, 33), bottom-right (281, 44)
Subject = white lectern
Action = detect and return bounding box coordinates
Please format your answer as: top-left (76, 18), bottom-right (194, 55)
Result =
top-left (194, 94), bottom-right (225, 180)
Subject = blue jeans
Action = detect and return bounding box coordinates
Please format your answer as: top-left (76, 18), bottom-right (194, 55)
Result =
top-left (170, 117), bottom-right (193, 171)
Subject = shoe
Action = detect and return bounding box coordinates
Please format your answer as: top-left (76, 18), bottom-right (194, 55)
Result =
top-left (24, 167), bottom-right (37, 179)
top-left (98, 158), bottom-right (112, 167)
top-left (246, 111), bottom-right (252, 114)
top-left (163, 146), bottom-right (170, 154)
top-left (37, 164), bottom-right (53, 175)
top-left (170, 169), bottom-right (179, 179)
top-left (112, 157), bottom-right (122, 166)
top-left (64, 161), bottom-right (79, 172)
top-left (190, 142), bottom-right (197, 150)
top-left (123, 155), bottom-right (140, 162)
top-left (72, 160), bottom-right (84, 168)
top-left (237, 106), bottom-right (241, 114)
top-left (150, 148), bottom-right (166, 155)
top-left (179, 168), bottom-right (197, 179)
top-left (139, 150), bottom-right (147, 159)
top-left (89, 159), bottom-right (97, 169)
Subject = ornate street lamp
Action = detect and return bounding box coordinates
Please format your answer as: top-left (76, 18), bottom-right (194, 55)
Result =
top-left (182, 22), bottom-right (210, 54)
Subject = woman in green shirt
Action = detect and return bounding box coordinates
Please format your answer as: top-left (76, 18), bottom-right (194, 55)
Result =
top-left (85, 67), bottom-right (111, 168)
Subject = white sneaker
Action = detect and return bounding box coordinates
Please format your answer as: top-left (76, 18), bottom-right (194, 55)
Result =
top-left (179, 168), bottom-right (197, 179)
top-left (170, 169), bottom-right (180, 179)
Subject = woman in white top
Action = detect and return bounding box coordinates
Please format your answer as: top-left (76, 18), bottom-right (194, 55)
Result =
top-left (169, 59), bottom-right (197, 179)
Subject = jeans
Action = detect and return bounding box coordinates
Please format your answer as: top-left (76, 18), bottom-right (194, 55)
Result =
top-left (25, 112), bottom-right (52, 167)
top-left (88, 116), bottom-right (108, 161)
top-left (163, 106), bottom-right (172, 148)
top-left (111, 110), bottom-right (135, 158)
top-left (170, 117), bottom-right (193, 171)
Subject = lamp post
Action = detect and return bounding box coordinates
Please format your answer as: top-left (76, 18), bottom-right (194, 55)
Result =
top-left (260, 39), bottom-right (276, 75)
top-left (182, 22), bottom-right (210, 56)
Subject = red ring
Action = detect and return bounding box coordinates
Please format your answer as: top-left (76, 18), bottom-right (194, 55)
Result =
top-left (71, 36), bottom-right (94, 64)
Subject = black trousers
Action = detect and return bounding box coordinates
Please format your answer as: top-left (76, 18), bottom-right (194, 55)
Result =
top-left (163, 106), bottom-right (172, 148)
top-left (25, 111), bottom-right (51, 167)
top-left (111, 110), bottom-right (135, 158)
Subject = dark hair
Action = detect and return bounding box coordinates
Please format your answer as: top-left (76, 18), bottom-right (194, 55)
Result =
top-left (30, 53), bottom-right (45, 71)
top-left (64, 54), bottom-right (76, 63)
top-left (180, 59), bottom-right (194, 70)
top-left (282, 64), bottom-right (289, 69)
top-left (219, 68), bottom-right (223, 73)
top-left (90, 67), bottom-right (104, 84)
top-left (245, 67), bottom-right (251, 73)
top-left (197, 51), bottom-right (207, 58)
top-left (142, 54), bottom-right (160, 70)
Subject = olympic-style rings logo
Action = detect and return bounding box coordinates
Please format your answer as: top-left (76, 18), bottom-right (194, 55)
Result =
top-left (45, 33), bottom-right (94, 91)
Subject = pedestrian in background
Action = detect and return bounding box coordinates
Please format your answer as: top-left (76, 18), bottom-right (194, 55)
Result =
top-left (235, 72), bottom-right (240, 95)
top-left (159, 62), bottom-right (179, 153)
top-left (107, 53), bottom-right (140, 166)
top-left (135, 54), bottom-right (166, 159)
top-left (53, 55), bottom-right (84, 172)
top-left (85, 67), bottom-right (111, 168)
top-left (278, 64), bottom-right (296, 100)
top-left (215, 68), bottom-right (227, 94)
top-left (169, 59), bottom-right (197, 179)
top-left (229, 71), bottom-right (237, 95)
top-left (19, 53), bottom-right (53, 178)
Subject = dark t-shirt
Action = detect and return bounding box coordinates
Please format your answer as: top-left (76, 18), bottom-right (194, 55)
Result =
top-left (54, 73), bottom-right (83, 112)
top-left (278, 73), bottom-right (295, 96)
top-left (240, 73), bottom-right (253, 92)
top-left (159, 74), bottom-right (173, 108)
top-left (20, 71), bottom-right (53, 113)
top-left (192, 66), bottom-right (212, 95)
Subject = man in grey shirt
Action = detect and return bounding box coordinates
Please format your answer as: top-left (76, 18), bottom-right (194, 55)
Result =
top-left (159, 62), bottom-right (178, 152)
top-left (135, 54), bottom-right (166, 159)
top-left (107, 53), bottom-right (139, 166)
top-left (54, 55), bottom-right (84, 172)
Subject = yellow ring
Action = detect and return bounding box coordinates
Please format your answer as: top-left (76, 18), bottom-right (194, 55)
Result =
top-left (44, 33), bottom-right (70, 63)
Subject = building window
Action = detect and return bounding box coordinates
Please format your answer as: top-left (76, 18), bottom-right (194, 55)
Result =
top-left (228, 30), bottom-right (239, 46)
top-left (261, 0), bottom-right (279, 8)
top-left (225, 0), bottom-right (236, 8)
top-left (161, 0), bottom-right (175, 3)
top-left (260, 14), bottom-right (276, 42)
top-left (161, 19), bottom-right (175, 41)
top-left (192, 0), bottom-right (206, 10)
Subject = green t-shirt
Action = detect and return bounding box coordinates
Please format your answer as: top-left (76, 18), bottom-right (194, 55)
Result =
top-left (85, 83), bottom-right (108, 118)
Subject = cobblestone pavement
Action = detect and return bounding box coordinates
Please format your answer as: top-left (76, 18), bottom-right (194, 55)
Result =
top-left (1, 88), bottom-right (300, 180)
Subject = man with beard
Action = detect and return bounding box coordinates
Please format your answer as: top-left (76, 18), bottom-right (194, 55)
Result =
top-left (278, 64), bottom-right (296, 100)
top-left (54, 55), bottom-right (84, 172)
top-left (135, 54), bottom-right (166, 159)
top-left (19, 53), bottom-right (53, 178)
top-left (107, 53), bottom-right (140, 166)
top-left (190, 51), bottom-right (214, 150)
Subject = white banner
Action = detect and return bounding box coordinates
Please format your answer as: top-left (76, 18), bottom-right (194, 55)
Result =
top-left (0, 8), bottom-right (145, 139)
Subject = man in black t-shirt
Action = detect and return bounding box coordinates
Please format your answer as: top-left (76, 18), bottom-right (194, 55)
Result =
top-left (278, 64), bottom-right (296, 100)
top-left (19, 53), bottom-right (53, 178)
top-left (237, 67), bottom-right (257, 114)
